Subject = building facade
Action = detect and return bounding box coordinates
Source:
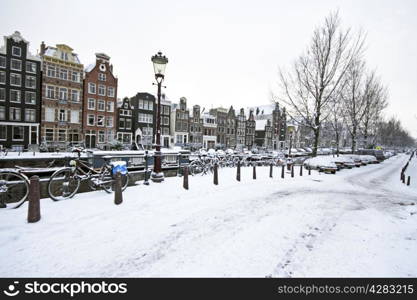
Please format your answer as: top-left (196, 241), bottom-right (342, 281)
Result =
top-left (255, 119), bottom-right (273, 149)
top-left (130, 92), bottom-right (155, 149)
top-left (40, 42), bottom-right (83, 150)
top-left (83, 53), bottom-right (117, 149)
top-left (189, 104), bottom-right (203, 150)
top-left (202, 112), bottom-right (217, 149)
top-left (225, 106), bottom-right (236, 149)
top-left (160, 94), bottom-right (171, 148)
top-left (0, 31), bottom-right (42, 151)
top-left (210, 107), bottom-right (227, 148)
top-left (116, 97), bottom-right (133, 146)
top-left (171, 97), bottom-right (189, 147)
top-left (245, 109), bottom-right (255, 149)
top-left (236, 108), bottom-right (246, 149)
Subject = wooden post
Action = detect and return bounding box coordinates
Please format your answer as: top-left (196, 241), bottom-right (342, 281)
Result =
top-left (236, 161), bottom-right (241, 182)
top-left (407, 176), bottom-right (410, 186)
top-left (253, 165), bottom-right (256, 180)
top-left (213, 163), bottom-right (218, 185)
top-left (281, 165), bottom-right (285, 179)
top-left (402, 174), bottom-right (405, 184)
top-left (183, 166), bottom-right (189, 190)
top-left (269, 163), bottom-right (273, 178)
top-left (114, 172), bottom-right (123, 205)
top-left (291, 165), bottom-right (294, 178)
top-left (308, 167), bottom-right (311, 175)
top-left (27, 176), bottom-right (41, 223)
top-left (300, 165), bottom-right (303, 176)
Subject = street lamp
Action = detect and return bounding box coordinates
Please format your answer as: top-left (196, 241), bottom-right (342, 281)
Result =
top-left (151, 52), bottom-right (168, 182)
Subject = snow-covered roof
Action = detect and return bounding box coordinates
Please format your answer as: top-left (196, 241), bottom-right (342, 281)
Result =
top-left (85, 63), bottom-right (95, 72)
top-left (43, 44), bottom-right (82, 65)
top-left (0, 31), bottom-right (40, 61)
top-left (255, 119), bottom-right (268, 131)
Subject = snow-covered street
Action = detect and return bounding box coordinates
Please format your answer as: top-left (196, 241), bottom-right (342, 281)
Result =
top-left (1, 154), bottom-right (416, 277)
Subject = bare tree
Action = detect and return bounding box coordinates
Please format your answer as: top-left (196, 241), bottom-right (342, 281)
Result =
top-left (276, 11), bottom-right (365, 156)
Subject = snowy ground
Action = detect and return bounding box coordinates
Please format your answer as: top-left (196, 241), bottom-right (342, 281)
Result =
top-left (1, 154), bottom-right (416, 277)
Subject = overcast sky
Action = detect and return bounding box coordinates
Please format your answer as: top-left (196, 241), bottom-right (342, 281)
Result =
top-left (1, 0), bottom-right (416, 136)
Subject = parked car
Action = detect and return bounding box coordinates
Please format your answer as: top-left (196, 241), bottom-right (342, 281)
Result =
top-left (332, 156), bottom-right (356, 169)
top-left (303, 157), bottom-right (338, 174)
top-left (355, 149), bottom-right (385, 162)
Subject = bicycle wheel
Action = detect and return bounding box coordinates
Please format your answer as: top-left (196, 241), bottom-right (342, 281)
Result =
top-left (189, 161), bottom-right (203, 175)
top-left (100, 169), bottom-right (129, 193)
top-left (0, 171), bottom-right (29, 209)
top-left (48, 168), bottom-right (81, 201)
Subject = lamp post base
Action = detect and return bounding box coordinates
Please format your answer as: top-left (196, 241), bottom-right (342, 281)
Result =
top-left (150, 171), bottom-right (165, 183)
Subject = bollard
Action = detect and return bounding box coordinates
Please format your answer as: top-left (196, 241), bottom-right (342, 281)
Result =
top-left (308, 167), bottom-right (311, 175)
top-left (291, 165), bottom-right (294, 178)
top-left (300, 165), bottom-right (303, 176)
top-left (281, 165), bottom-right (285, 179)
top-left (27, 176), bottom-right (41, 223)
top-left (236, 161), bottom-right (241, 182)
top-left (253, 165), bottom-right (256, 180)
top-left (269, 163), bottom-right (273, 178)
top-left (213, 163), bottom-right (218, 185)
top-left (402, 174), bottom-right (405, 184)
top-left (114, 172), bottom-right (123, 205)
top-left (183, 166), bottom-right (189, 190)
top-left (407, 176), bottom-right (410, 186)
top-left (401, 172), bottom-right (403, 181)
top-left (287, 163), bottom-right (291, 171)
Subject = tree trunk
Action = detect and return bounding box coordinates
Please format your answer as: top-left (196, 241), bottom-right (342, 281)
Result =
top-left (312, 128), bottom-right (320, 157)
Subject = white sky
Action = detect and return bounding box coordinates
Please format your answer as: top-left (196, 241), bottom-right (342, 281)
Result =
top-left (1, 0), bottom-right (416, 137)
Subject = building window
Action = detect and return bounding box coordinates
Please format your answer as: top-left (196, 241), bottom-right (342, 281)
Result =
top-left (59, 68), bottom-right (68, 80)
top-left (71, 90), bottom-right (80, 102)
top-left (98, 73), bottom-right (106, 81)
top-left (97, 115), bottom-right (105, 126)
top-left (138, 113), bottom-right (152, 123)
top-left (106, 101), bottom-right (114, 112)
top-left (88, 98), bottom-right (95, 110)
top-left (71, 71), bottom-right (80, 82)
top-left (59, 88), bottom-right (67, 101)
top-left (12, 46), bottom-right (21, 57)
top-left (45, 107), bottom-right (55, 122)
top-left (58, 129), bottom-right (66, 141)
top-left (97, 100), bottom-right (105, 111)
top-left (125, 119), bottom-right (131, 129)
top-left (70, 110), bottom-right (79, 124)
top-left (45, 128), bottom-right (54, 141)
top-left (107, 87), bottom-right (115, 97)
top-left (25, 92), bottom-right (36, 104)
top-left (106, 116), bottom-right (113, 127)
top-left (60, 52), bottom-right (68, 61)
top-left (0, 125), bottom-right (6, 140)
top-left (0, 56), bottom-right (5, 68)
top-left (98, 84), bottom-right (106, 96)
top-left (119, 118), bottom-right (125, 129)
top-left (25, 76), bottom-right (36, 88)
top-left (88, 83), bottom-right (96, 94)
top-left (0, 71), bottom-right (5, 84)
top-left (47, 65), bottom-right (56, 77)
top-left (98, 130), bottom-right (105, 143)
top-left (10, 90), bottom-right (21, 103)
top-left (12, 126), bottom-right (24, 141)
top-left (46, 86), bottom-right (55, 99)
top-left (9, 107), bottom-right (21, 121)
top-left (10, 73), bottom-right (21, 86)
top-left (10, 59), bottom-right (22, 71)
top-left (87, 114), bottom-right (95, 126)
top-left (0, 106), bottom-right (5, 120)
top-left (25, 109), bottom-right (36, 122)
top-left (26, 61), bottom-right (37, 73)
top-left (59, 109), bottom-right (67, 122)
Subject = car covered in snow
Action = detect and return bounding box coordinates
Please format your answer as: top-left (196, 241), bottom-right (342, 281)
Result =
top-left (303, 157), bottom-right (338, 174)
top-left (332, 156), bottom-right (356, 169)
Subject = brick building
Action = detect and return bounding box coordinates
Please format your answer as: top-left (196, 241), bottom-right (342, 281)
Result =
top-left (116, 97), bottom-right (133, 146)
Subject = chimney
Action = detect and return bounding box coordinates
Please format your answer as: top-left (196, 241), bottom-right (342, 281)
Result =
top-left (40, 41), bottom-right (45, 55)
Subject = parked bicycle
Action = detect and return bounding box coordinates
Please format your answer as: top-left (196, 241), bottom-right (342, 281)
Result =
top-left (47, 149), bottom-right (129, 201)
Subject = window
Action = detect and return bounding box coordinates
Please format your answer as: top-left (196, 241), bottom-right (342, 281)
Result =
top-left (0, 106), bottom-right (4, 120)
top-left (12, 126), bottom-right (24, 141)
top-left (119, 118), bottom-right (125, 129)
top-left (59, 68), bottom-right (68, 80)
top-left (125, 119), bottom-right (131, 129)
top-left (45, 107), bottom-right (55, 122)
top-left (10, 59), bottom-right (21, 71)
top-left (9, 107), bottom-right (21, 121)
top-left (25, 76), bottom-right (36, 88)
top-left (12, 46), bottom-right (21, 57)
top-left (98, 84), bottom-right (106, 96)
top-left (25, 109), bottom-right (36, 122)
top-left (87, 114), bottom-right (95, 126)
top-left (45, 129), bottom-right (54, 141)
top-left (98, 131), bottom-right (105, 143)
top-left (106, 116), bottom-right (113, 127)
top-left (107, 87), bottom-right (115, 97)
top-left (138, 113), bottom-right (152, 123)
top-left (138, 100), bottom-right (144, 109)
top-left (88, 83), bottom-right (96, 94)
top-left (60, 52), bottom-right (68, 61)
top-left (46, 86), bottom-right (55, 99)
top-left (88, 98), bottom-right (95, 110)
top-left (26, 61), bottom-right (37, 73)
top-left (148, 102), bottom-right (153, 111)
top-left (106, 101), bottom-right (114, 112)
top-left (71, 71), bottom-right (80, 82)
top-left (25, 92), bottom-right (36, 104)
top-left (10, 73), bottom-right (21, 86)
top-left (0, 56), bottom-right (5, 68)
top-left (0, 125), bottom-right (6, 140)
top-left (70, 110), bottom-right (79, 124)
top-left (59, 109), bottom-right (67, 122)
top-left (47, 65), bottom-right (56, 77)
top-left (71, 90), bottom-right (79, 102)
top-left (59, 88), bottom-right (67, 101)
top-left (163, 116), bottom-right (169, 125)
top-left (97, 100), bottom-right (105, 111)
top-left (0, 71), bottom-right (5, 84)
top-left (98, 73), bottom-right (106, 81)
top-left (97, 115), bottom-right (105, 126)
top-left (58, 129), bottom-right (66, 141)
top-left (10, 90), bottom-right (21, 103)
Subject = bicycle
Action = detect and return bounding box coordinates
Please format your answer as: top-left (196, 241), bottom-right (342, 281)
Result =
top-left (47, 149), bottom-right (129, 201)
top-left (0, 169), bottom-right (30, 209)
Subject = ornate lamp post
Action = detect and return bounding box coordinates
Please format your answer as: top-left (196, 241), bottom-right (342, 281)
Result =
top-left (151, 52), bottom-right (168, 182)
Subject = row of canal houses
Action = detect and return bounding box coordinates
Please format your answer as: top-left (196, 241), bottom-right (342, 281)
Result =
top-left (0, 31), bottom-right (288, 152)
